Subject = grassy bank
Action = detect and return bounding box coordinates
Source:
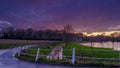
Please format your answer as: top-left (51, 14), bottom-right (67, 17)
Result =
top-left (22, 42), bottom-right (119, 58)
top-left (16, 42), bottom-right (120, 66)
top-left (63, 42), bottom-right (119, 58)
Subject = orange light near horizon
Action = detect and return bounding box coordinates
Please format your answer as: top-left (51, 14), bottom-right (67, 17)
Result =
top-left (82, 31), bottom-right (120, 37)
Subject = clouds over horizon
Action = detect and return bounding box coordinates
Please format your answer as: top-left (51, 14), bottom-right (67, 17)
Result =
top-left (108, 25), bottom-right (120, 31)
top-left (0, 20), bottom-right (12, 29)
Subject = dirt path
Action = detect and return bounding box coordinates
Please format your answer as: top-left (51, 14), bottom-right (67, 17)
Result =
top-left (47, 44), bottom-right (64, 60)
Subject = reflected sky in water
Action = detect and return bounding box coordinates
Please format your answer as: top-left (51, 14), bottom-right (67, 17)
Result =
top-left (83, 42), bottom-right (120, 50)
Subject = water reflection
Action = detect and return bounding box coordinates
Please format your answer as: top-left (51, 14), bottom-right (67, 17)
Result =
top-left (82, 42), bottom-right (120, 50)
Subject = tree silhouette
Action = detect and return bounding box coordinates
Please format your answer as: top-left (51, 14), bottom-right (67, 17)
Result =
top-left (64, 24), bottom-right (74, 46)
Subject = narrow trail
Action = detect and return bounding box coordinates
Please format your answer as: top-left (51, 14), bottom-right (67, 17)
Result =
top-left (47, 44), bottom-right (64, 59)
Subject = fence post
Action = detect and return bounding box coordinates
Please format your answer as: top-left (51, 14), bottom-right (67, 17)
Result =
top-left (35, 48), bottom-right (40, 62)
top-left (22, 46), bottom-right (24, 50)
top-left (119, 51), bottom-right (120, 64)
top-left (72, 48), bottom-right (75, 65)
top-left (25, 45), bottom-right (27, 49)
top-left (18, 47), bottom-right (21, 56)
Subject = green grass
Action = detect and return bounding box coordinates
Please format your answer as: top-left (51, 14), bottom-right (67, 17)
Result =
top-left (63, 42), bottom-right (119, 58)
top-left (17, 42), bottom-right (120, 66)
top-left (22, 43), bottom-right (58, 55)
top-left (22, 42), bottom-right (119, 58)
top-left (0, 39), bottom-right (60, 49)
top-left (16, 54), bottom-right (120, 67)
top-left (0, 44), bottom-right (30, 49)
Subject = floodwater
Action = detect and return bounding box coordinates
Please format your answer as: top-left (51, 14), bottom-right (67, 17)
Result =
top-left (82, 42), bottom-right (120, 50)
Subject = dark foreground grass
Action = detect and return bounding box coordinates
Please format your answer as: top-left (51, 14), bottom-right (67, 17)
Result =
top-left (16, 54), bottom-right (120, 67)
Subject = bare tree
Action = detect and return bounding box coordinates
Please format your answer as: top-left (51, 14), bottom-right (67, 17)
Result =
top-left (64, 24), bottom-right (74, 46)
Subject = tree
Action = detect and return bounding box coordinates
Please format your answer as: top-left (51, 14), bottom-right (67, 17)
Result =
top-left (24, 28), bottom-right (34, 39)
top-left (64, 24), bottom-right (74, 46)
top-left (14, 29), bottom-right (24, 39)
top-left (3, 27), bottom-right (15, 39)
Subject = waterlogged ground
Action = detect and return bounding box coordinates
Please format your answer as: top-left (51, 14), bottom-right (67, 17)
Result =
top-left (82, 42), bottom-right (120, 50)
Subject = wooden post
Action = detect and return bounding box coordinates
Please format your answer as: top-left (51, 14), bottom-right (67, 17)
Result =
top-left (72, 48), bottom-right (75, 64)
top-left (18, 47), bottom-right (21, 56)
top-left (35, 48), bottom-right (40, 62)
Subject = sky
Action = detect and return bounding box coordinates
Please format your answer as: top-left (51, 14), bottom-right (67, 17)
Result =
top-left (0, 0), bottom-right (120, 32)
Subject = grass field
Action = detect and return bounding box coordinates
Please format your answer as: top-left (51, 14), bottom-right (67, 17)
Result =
top-left (0, 39), bottom-right (59, 49)
top-left (16, 42), bottom-right (120, 66)
top-left (23, 43), bottom-right (57, 55)
top-left (63, 42), bottom-right (119, 58)
top-left (0, 44), bottom-right (29, 49)
top-left (23, 42), bottom-right (119, 58)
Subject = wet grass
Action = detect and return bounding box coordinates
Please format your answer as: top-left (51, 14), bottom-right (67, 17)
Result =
top-left (22, 42), bottom-right (119, 58)
top-left (63, 42), bottom-right (119, 58)
top-left (22, 43), bottom-right (59, 55)
top-left (16, 42), bottom-right (120, 66)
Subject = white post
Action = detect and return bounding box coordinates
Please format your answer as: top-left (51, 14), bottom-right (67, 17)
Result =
top-left (22, 46), bottom-right (24, 50)
top-left (119, 51), bottom-right (120, 64)
top-left (35, 48), bottom-right (40, 62)
top-left (72, 48), bottom-right (75, 65)
top-left (28, 45), bottom-right (30, 48)
top-left (25, 45), bottom-right (27, 49)
top-left (18, 47), bottom-right (21, 56)
top-left (25, 45), bottom-right (28, 49)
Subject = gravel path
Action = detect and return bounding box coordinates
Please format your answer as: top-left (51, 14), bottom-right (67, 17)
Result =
top-left (47, 44), bottom-right (63, 59)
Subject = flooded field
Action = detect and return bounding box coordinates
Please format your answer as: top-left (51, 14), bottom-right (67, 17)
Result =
top-left (83, 42), bottom-right (120, 50)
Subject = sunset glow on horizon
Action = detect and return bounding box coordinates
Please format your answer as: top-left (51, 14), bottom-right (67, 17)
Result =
top-left (82, 31), bottom-right (120, 37)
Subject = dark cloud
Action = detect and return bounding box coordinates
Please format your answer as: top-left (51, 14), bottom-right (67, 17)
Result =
top-left (0, 0), bottom-right (120, 32)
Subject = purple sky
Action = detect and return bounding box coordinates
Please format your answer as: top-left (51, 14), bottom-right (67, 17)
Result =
top-left (0, 0), bottom-right (120, 32)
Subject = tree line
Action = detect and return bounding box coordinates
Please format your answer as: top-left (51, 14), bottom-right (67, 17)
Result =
top-left (82, 35), bottom-right (120, 42)
top-left (0, 26), bottom-right (120, 43)
top-left (0, 26), bottom-right (75, 42)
